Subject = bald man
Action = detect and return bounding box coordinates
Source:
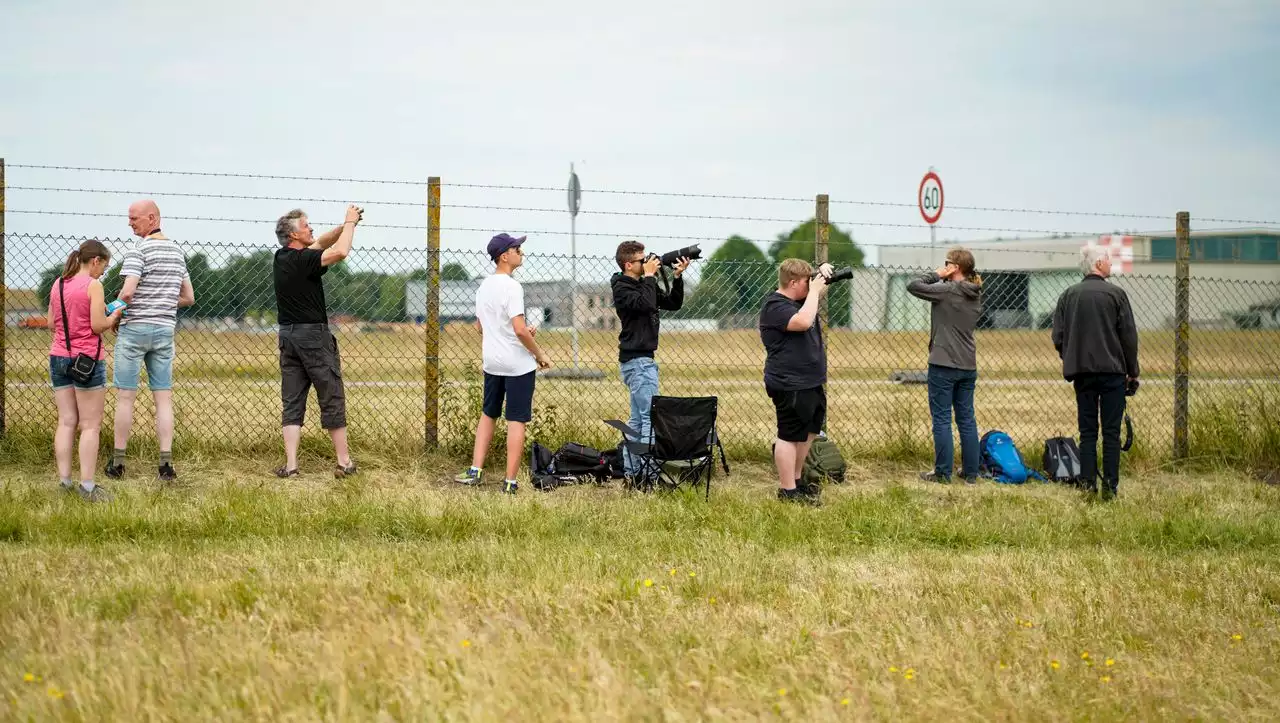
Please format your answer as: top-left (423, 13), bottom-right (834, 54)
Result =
top-left (106, 200), bottom-right (195, 484)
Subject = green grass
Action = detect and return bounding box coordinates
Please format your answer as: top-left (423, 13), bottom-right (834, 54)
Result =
top-left (2, 458), bottom-right (1279, 720)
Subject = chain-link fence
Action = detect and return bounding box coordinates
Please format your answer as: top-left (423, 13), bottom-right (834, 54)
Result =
top-left (5, 231), bottom-right (1279, 464)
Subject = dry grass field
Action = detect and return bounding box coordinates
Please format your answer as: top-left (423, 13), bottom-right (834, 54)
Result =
top-left (2, 458), bottom-right (1279, 721)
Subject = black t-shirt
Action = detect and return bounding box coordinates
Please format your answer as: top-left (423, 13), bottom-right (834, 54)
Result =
top-left (273, 247), bottom-right (328, 325)
top-left (758, 291), bottom-right (826, 390)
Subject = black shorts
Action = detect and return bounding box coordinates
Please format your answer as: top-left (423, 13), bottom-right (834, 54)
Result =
top-left (768, 385), bottom-right (826, 443)
top-left (483, 370), bottom-right (537, 423)
top-left (279, 324), bottom-right (346, 430)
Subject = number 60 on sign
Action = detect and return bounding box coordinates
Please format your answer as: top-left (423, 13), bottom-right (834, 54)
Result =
top-left (918, 171), bottom-right (944, 225)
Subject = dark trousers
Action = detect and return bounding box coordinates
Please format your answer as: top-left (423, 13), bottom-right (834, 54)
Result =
top-left (278, 323), bottom-right (347, 430)
top-left (927, 364), bottom-right (980, 478)
top-left (1073, 373), bottom-right (1127, 490)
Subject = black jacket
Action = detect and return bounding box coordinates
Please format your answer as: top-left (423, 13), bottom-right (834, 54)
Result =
top-left (1051, 275), bottom-right (1140, 381)
top-left (611, 273), bottom-right (684, 363)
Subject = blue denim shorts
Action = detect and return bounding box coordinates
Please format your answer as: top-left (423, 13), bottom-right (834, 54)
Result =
top-left (49, 355), bottom-right (107, 391)
top-left (113, 322), bottom-right (176, 391)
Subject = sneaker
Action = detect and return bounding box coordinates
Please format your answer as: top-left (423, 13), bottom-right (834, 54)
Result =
top-left (777, 488), bottom-right (820, 506)
top-left (59, 480), bottom-right (76, 494)
top-left (104, 461), bottom-right (125, 479)
top-left (77, 484), bottom-right (113, 503)
top-left (158, 463), bottom-right (178, 482)
top-left (502, 480), bottom-right (519, 495)
top-left (334, 462), bottom-right (358, 479)
top-left (454, 468), bottom-right (484, 486)
top-left (919, 471), bottom-right (951, 484)
top-left (962, 476), bottom-right (978, 485)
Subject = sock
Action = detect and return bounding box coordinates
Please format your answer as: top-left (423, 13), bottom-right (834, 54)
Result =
top-left (159, 451), bottom-right (173, 466)
top-left (505, 479), bottom-right (518, 486)
top-left (112, 449), bottom-right (126, 466)
top-left (80, 480), bottom-right (96, 492)
top-left (470, 466), bottom-right (481, 474)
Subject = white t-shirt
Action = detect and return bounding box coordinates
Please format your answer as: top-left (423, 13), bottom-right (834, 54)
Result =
top-left (476, 274), bottom-right (537, 376)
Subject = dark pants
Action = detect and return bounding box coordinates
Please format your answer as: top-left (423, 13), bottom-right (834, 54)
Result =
top-left (927, 364), bottom-right (980, 478)
top-left (279, 323), bottom-right (347, 430)
top-left (1073, 373), bottom-right (1127, 491)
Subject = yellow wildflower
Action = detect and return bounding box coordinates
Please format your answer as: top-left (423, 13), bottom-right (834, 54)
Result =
top-left (841, 698), bottom-right (851, 706)
top-left (1105, 658), bottom-right (1115, 667)
top-left (461, 640), bottom-right (471, 648)
top-left (643, 579), bottom-right (653, 588)
top-left (1050, 660), bottom-right (1061, 670)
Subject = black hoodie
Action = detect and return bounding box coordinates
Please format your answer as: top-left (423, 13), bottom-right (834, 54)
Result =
top-left (610, 272), bottom-right (684, 363)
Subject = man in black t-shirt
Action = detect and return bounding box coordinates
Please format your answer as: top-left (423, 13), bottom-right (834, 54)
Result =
top-left (272, 204), bottom-right (362, 479)
top-left (759, 258), bottom-right (832, 505)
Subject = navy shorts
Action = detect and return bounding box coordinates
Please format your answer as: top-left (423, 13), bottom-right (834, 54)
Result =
top-left (482, 371), bottom-right (536, 423)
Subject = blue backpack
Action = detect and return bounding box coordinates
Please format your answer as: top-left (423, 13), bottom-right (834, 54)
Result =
top-left (979, 430), bottom-right (1042, 484)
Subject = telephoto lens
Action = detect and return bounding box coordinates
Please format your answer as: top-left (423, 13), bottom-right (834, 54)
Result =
top-left (658, 244), bottom-right (703, 267)
top-left (812, 266), bottom-right (855, 283)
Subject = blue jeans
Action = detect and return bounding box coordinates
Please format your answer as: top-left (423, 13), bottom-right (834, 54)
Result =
top-left (927, 364), bottom-right (980, 478)
top-left (620, 357), bottom-right (659, 475)
top-left (113, 322), bottom-right (176, 391)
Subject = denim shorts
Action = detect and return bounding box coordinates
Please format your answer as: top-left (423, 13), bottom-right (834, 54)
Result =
top-left (113, 322), bottom-right (176, 391)
top-left (49, 355), bottom-right (107, 391)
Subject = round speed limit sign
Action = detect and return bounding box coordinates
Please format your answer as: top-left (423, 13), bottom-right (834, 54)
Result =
top-left (918, 171), bottom-right (944, 225)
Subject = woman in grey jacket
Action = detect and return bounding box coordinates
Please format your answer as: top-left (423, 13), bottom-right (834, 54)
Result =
top-left (906, 248), bottom-right (984, 483)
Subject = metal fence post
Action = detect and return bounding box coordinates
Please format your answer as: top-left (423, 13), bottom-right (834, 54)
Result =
top-left (0, 157), bottom-right (6, 437)
top-left (1173, 210), bottom-right (1190, 460)
top-left (815, 194), bottom-right (829, 330)
top-left (424, 177), bottom-right (441, 451)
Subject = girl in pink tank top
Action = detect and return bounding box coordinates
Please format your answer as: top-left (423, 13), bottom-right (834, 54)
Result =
top-left (48, 240), bottom-right (124, 502)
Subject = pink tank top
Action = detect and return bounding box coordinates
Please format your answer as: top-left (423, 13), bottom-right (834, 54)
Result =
top-left (49, 275), bottom-right (104, 360)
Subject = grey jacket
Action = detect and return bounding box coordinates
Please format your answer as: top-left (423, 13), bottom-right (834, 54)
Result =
top-left (906, 272), bottom-right (983, 370)
top-left (1051, 275), bottom-right (1140, 381)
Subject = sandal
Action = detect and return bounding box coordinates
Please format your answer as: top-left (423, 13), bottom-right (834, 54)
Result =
top-left (335, 462), bottom-right (358, 479)
top-left (274, 466), bottom-right (300, 479)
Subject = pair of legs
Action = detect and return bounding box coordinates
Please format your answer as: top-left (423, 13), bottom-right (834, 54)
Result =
top-left (112, 323), bottom-right (177, 469)
top-left (50, 356), bottom-right (108, 485)
top-left (469, 371), bottom-right (537, 482)
top-left (619, 357), bottom-right (659, 476)
top-left (279, 325), bottom-right (351, 471)
top-left (926, 364), bottom-right (980, 479)
top-left (768, 386), bottom-right (827, 492)
top-left (1074, 373), bottom-right (1127, 495)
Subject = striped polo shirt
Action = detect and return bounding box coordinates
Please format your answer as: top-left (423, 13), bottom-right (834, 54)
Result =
top-left (119, 235), bottom-right (190, 329)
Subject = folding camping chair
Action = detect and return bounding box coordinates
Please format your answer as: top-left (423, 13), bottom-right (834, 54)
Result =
top-left (603, 395), bottom-right (730, 500)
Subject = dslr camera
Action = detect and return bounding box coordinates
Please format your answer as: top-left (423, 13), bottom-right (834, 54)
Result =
top-left (646, 244), bottom-right (703, 267)
top-left (811, 265), bottom-right (855, 284)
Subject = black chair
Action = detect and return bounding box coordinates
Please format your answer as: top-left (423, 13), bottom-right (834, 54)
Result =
top-left (604, 395), bottom-right (729, 500)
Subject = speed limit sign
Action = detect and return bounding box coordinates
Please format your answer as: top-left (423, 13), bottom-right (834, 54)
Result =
top-left (918, 171), bottom-right (944, 225)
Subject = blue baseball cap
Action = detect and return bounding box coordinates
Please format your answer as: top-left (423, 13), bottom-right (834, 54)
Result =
top-left (487, 233), bottom-right (526, 261)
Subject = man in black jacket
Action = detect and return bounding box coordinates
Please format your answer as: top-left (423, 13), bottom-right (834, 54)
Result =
top-left (611, 241), bottom-right (690, 477)
top-left (1052, 244), bottom-right (1140, 501)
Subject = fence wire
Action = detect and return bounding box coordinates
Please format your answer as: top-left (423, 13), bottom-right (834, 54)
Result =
top-left (4, 233), bottom-right (1280, 461)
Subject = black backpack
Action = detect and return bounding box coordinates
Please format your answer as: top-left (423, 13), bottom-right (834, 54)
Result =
top-left (530, 441), bottom-right (614, 491)
top-left (1043, 437), bottom-right (1083, 485)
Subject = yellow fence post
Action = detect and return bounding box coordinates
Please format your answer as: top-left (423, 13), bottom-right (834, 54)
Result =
top-left (1173, 211), bottom-right (1191, 460)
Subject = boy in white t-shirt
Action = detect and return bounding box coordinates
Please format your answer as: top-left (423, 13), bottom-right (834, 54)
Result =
top-left (455, 233), bottom-right (552, 494)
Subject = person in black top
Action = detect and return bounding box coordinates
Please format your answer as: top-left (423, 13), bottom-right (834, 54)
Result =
top-left (759, 258), bottom-right (832, 505)
top-left (610, 240), bottom-right (690, 477)
top-left (1052, 244), bottom-right (1140, 501)
top-left (272, 204), bottom-right (362, 479)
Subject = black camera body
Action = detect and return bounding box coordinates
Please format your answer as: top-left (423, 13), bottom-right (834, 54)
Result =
top-left (812, 266), bottom-right (855, 284)
top-left (1125, 378), bottom-right (1140, 397)
top-left (647, 244), bottom-right (703, 267)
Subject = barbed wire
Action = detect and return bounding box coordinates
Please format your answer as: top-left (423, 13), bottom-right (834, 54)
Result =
top-left (8, 163), bottom-right (1277, 226)
top-left (6, 208), bottom-right (1129, 240)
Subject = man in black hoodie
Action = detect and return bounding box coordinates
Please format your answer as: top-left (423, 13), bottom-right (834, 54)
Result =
top-left (1052, 244), bottom-right (1140, 501)
top-left (611, 241), bottom-right (690, 477)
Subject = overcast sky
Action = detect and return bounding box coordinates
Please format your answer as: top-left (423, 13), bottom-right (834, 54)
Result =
top-left (2, 0), bottom-right (1278, 284)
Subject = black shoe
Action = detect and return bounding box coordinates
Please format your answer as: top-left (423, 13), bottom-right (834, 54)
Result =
top-left (962, 476), bottom-right (978, 485)
top-left (158, 463), bottom-right (178, 482)
top-left (104, 461), bottom-right (125, 479)
top-left (919, 471), bottom-right (951, 484)
top-left (335, 462), bottom-right (358, 479)
top-left (777, 488), bottom-right (820, 506)
top-left (274, 466), bottom-right (300, 479)
top-left (1099, 480), bottom-right (1119, 502)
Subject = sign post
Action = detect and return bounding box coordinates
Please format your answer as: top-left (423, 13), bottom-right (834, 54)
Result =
top-left (918, 168), bottom-right (944, 246)
top-left (567, 163), bottom-right (582, 371)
